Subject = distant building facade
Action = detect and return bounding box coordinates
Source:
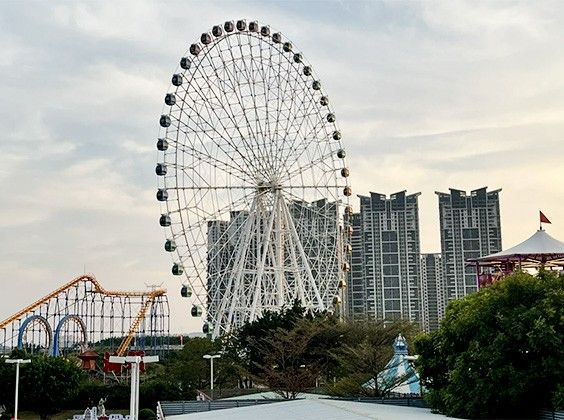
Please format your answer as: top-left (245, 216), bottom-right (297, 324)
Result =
top-left (347, 191), bottom-right (422, 324)
top-left (420, 253), bottom-right (444, 332)
top-left (436, 187), bottom-right (502, 304)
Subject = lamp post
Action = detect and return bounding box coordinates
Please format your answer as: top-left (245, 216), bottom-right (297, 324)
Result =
top-left (109, 355), bottom-right (159, 420)
top-left (5, 358), bottom-right (31, 420)
top-left (203, 354), bottom-right (221, 400)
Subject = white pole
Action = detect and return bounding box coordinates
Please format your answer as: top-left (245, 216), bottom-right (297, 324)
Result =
top-left (135, 358), bottom-right (140, 420)
top-left (14, 362), bottom-right (20, 420)
top-left (203, 354), bottom-right (220, 401)
top-left (129, 359), bottom-right (137, 420)
top-left (109, 355), bottom-right (158, 420)
top-left (210, 356), bottom-right (214, 400)
top-left (5, 359), bottom-right (30, 420)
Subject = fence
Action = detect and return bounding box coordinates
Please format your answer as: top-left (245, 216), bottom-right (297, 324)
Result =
top-left (328, 396), bottom-right (427, 408)
top-left (539, 409), bottom-right (564, 420)
top-left (159, 399), bottom-right (285, 417)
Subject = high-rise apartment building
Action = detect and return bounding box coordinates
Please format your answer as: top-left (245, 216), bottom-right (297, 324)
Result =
top-left (436, 187), bottom-right (502, 303)
top-left (420, 253), bottom-right (444, 332)
top-left (347, 191), bottom-right (422, 323)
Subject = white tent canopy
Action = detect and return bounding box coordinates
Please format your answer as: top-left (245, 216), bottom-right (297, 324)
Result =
top-left (470, 229), bottom-right (564, 268)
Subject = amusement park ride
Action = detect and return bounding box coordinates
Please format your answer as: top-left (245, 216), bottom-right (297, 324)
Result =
top-left (0, 274), bottom-right (169, 375)
top-left (155, 19), bottom-right (352, 338)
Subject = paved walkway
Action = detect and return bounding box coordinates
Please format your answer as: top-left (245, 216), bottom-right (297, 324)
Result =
top-left (168, 398), bottom-right (461, 420)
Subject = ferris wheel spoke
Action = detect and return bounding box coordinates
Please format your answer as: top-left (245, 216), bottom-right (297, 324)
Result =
top-left (225, 34), bottom-right (275, 178)
top-left (173, 185), bottom-right (256, 190)
top-left (172, 89), bottom-right (260, 182)
top-left (179, 70), bottom-right (266, 180)
top-left (273, 79), bottom-right (322, 177)
top-left (252, 35), bottom-right (280, 176)
top-left (269, 63), bottom-right (307, 175)
top-left (170, 110), bottom-right (249, 180)
top-left (174, 189), bottom-right (257, 234)
top-left (280, 117), bottom-right (336, 183)
top-left (170, 190), bottom-right (259, 246)
top-left (166, 156), bottom-right (251, 188)
top-left (284, 149), bottom-right (340, 187)
top-left (205, 35), bottom-right (270, 178)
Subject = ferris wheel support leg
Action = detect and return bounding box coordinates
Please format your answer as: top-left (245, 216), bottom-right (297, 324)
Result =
top-left (274, 192), bottom-right (285, 307)
top-left (249, 192), bottom-right (279, 321)
top-left (268, 235), bottom-right (285, 307)
top-left (213, 199), bottom-right (257, 337)
top-left (281, 204), bottom-right (306, 304)
top-left (280, 196), bottom-right (325, 311)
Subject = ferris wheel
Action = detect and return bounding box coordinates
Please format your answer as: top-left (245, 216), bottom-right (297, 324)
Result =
top-left (156, 19), bottom-right (352, 337)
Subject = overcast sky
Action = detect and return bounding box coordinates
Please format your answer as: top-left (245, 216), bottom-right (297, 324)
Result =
top-left (1, 1), bottom-right (563, 333)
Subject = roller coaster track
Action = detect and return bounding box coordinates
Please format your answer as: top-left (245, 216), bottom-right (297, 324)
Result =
top-left (0, 274), bottom-right (167, 356)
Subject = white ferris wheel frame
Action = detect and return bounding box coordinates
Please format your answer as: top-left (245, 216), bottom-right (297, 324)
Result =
top-left (156, 20), bottom-right (352, 337)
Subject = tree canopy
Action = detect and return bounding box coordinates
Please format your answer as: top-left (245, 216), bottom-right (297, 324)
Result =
top-left (21, 355), bottom-right (84, 419)
top-left (415, 270), bottom-right (564, 419)
top-left (225, 300), bottom-right (419, 398)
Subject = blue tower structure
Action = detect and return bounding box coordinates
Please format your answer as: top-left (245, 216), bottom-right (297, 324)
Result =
top-left (365, 334), bottom-right (421, 395)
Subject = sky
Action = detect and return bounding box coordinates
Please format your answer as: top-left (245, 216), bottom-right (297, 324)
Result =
top-left (1, 0), bottom-right (563, 333)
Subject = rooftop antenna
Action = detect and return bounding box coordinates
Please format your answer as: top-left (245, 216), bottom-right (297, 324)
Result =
top-left (145, 283), bottom-right (163, 291)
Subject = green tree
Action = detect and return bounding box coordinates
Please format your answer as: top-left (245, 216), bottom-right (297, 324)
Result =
top-left (139, 408), bottom-right (156, 420)
top-left (0, 357), bottom-right (17, 415)
top-left (235, 306), bottom-right (418, 399)
top-left (20, 355), bottom-right (84, 419)
top-left (415, 270), bottom-right (564, 419)
top-left (249, 319), bottom-right (326, 399)
top-left (228, 300), bottom-right (309, 377)
top-left (327, 319), bottom-right (418, 397)
top-left (162, 336), bottom-right (238, 399)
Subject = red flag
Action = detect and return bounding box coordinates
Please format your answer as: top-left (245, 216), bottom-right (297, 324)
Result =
top-left (540, 211), bottom-right (551, 224)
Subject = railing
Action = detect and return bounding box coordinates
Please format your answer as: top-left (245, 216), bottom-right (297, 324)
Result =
top-left (326, 396), bottom-right (427, 408)
top-left (159, 399), bottom-right (285, 416)
top-left (539, 409), bottom-right (564, 420)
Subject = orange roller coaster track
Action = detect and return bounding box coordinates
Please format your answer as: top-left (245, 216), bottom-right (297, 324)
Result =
top-left (0, 274), bottom-right (169, 357)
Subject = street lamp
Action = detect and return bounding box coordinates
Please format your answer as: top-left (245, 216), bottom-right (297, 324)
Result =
top-left (203, 354), bottom-right (221, 400)
top-left (109, 355), bottom-right (159, 420)
top-left (5, 358), bottom-right (31, 420)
